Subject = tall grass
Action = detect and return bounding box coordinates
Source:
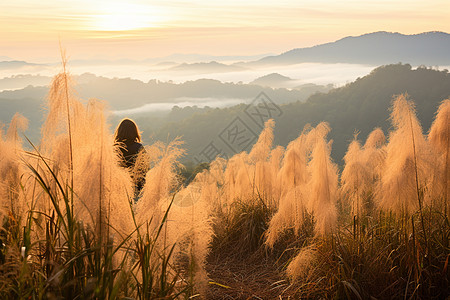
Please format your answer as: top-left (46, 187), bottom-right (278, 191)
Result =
top-left (376, 94), bottom-right (434, 216)
top-left (0, 62), bottom-right (211, 298)
top-left (196, 94), bottom-right (449, 298)
top-left (0, 58), bottom-right (449, 299)
top-left (428, 99), bottom-right (450, 217)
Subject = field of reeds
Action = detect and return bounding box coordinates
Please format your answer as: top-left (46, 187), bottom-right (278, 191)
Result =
top-left (0, 61), bottom-right (449, 299)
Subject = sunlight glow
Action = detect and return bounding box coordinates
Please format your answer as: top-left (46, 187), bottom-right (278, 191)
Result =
top-left (92, 3), bottom-right (166, 31)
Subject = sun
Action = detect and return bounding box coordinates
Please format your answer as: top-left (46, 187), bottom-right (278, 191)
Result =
top-left (93, 3), bottom-right (164, 31)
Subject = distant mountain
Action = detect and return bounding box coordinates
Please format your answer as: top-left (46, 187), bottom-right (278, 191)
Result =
top-left (168, 61), bottom-right (246, 73)
top-left (49, 53), bottom-right (275, 66)
top-left (0, 74), bottom-right (52, 91)
top-left (153, 61), bottom-right (179, 68)
top-left (68, 58), bottom-right (140, 66)
top-left (252, 31), bottom-right (450, 66)
top-left (250, 73), bottom-right (294, 87)
top-left (0, 60), bottom-right (45, 70)
top-left (65, 53), bottom-right (275, 66)
top-left (145, 53), bottom-right (274, 63)
top-left (0, 72), bottom-right (109, 92)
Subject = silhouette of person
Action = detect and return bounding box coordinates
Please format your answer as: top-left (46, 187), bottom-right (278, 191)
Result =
top-left (114, 118), bottom-right (148, 201)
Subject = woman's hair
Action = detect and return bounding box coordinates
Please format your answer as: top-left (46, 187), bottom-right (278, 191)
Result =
top-left (114, 118), bottom-right (142, 144)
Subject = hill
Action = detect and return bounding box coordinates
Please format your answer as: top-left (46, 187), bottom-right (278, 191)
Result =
top-left (250, 73), bottom-right (295, 88)
top-left (152, 64), bottom-right (450, 163)
top-left (0, 74), bottom-right (52, 91)
top-left (0, 60), bottom-right (45, 70)
top-left (252, 31), bottom-right (450, 66)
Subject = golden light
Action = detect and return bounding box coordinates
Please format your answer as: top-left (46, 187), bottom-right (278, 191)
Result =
top-left (92, 3), bottom-right (165, 31)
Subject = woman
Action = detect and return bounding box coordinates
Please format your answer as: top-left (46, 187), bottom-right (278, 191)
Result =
top-left (114, 118), bottom-right (148, 200)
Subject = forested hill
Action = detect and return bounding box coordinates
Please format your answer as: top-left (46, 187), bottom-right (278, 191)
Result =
top-left (152, 64), bottom-right (450, 164)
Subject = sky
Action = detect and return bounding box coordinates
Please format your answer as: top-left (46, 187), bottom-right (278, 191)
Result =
top-left (1, 0), bottom-right (450, 62)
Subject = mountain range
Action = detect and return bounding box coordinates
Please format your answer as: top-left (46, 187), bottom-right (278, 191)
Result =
top-left (247, 31), bottom-right (450, 66)
top-left (3, 31), bottom-right (449, 73)
top-left (0, 60), bottom-right (46, 69)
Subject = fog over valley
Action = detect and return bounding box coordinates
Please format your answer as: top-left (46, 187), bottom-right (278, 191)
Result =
top-left (112, 97), bottom-right (250, 116)
top-left (0, 60), bottom-right (375, 92)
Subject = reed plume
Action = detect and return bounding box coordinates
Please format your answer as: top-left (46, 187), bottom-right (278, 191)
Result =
top-left (305, 123), bottom-right (339, 237)
top-left (169, 179), bottom-right (214, 296)
top-left (341, 138), bottom-right (371, 217)
top-left (286, 245), bottom-right (317, 281)
top-left (376, 94), bottom-right (434, 215)
top-left (428, 99), bottom-right (450, 214)
top-left (232, 152), bottom-right (253, 202)
top-left (249, 119), bottom-right (276, 202)
top-left (72, 99), bottom-right (134, 237)
top-left (136, 138), bottom-right (185, 227)
top-left (362, 128), bottom-right (386, 184)
top-left (269, 145), bottom-right (284, 203)
top-left (0, 114), bottom-right (28, 223)
top-left (266, 128), bottom-right (309, 247)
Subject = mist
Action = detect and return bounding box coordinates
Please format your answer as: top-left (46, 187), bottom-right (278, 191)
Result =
top-left (1, 60), bottom-right (377, 89)
top-left (112, 97), bottom-right (250, 116)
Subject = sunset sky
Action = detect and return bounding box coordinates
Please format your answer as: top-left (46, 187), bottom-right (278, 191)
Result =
top-left (1, 0), bottom-right (449, 61)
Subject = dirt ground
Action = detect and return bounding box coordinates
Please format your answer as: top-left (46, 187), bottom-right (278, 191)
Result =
top-left (206, 251), bottom-right (296, 299)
